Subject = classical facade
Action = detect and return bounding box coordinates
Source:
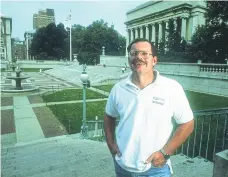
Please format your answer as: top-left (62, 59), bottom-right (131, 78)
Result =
top-left (0, 15), bottom-right (12, 61)
top-left (125, 0), bottom-right (207, 55)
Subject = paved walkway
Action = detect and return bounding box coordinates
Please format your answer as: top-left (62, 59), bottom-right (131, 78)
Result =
top-left (2, 88), bottom-right (109, 144)
top-left (1, 98), bottom-right (108, 110)
top-left (1, 70), bottom-right (110, 144)
top-left (13, 96), bottom-right (45, 143)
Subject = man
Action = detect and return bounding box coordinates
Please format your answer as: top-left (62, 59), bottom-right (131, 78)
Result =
top-left (104, 38), bottom-right (194, 177)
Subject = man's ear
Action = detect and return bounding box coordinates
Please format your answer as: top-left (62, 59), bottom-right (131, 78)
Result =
top-left (152, 56), bottom-right (158, 66)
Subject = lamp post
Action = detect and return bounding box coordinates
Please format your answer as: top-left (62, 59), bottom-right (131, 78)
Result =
top-left (26, 33), bottom-right (29, 60)
top-left (65, 10), bottom-right (72, 61)
top-left (69, 10), bottom-right (72, 62)
top-left (80, 64), bottom-right (89, 137)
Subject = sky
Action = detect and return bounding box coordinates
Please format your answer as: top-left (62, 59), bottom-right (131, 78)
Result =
top-left (1, 0), bottom-right (148, 40)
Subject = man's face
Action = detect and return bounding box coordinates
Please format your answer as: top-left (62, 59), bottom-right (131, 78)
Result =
top-left (128, 41), bottom-right (157, 74)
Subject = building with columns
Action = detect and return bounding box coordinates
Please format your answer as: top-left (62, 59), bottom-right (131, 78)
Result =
top-left (125, 0), bottom-right (207, 55)
top-left (0, 14), bottom-right (12, 61)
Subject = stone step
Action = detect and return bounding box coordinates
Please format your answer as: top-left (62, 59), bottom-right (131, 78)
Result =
top-left (3, 137), bottom-right (104, 157)
top-left (2, 137), bottom-right (113, 177)
top-left (172, 156), bottom-right (214, 177)
top-left (3, 155), bottom-right (114, 177)
top-left (3, 151), bottom-right (114, 177)
top-left (1, 136), bottom-right (214, 177)
top-left (170, 154), bottom-right (191, 167)
top-left (2, 140), bottom-right (109, 164)
top-left (2, 148), bottom-right (111, 171)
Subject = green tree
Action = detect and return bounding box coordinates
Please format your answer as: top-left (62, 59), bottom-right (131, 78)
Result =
top-left (30, 22), bottom-right (68, 60)
top-left (73, 19), bottom-right (126, 64)
top-left (188, 1), bottom-right (228, 63)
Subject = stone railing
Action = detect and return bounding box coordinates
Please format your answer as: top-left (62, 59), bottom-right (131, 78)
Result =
top-left (200, 64), bottom-right (228, 73)
top-left (156, 62), bottom-right (228, 75)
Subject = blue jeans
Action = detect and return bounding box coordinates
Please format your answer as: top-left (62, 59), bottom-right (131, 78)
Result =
top-left (113, 159), bottom-right (171, 177)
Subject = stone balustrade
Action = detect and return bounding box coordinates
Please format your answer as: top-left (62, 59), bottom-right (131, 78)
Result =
top-left (200, 64), bottom-right (228, 73)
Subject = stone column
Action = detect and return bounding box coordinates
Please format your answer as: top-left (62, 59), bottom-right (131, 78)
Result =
top-left (151, 23), bottom-right (156, 43)
top-left (164, 20), bottom-right (169, 53)
top-left (158, 22), bottom-right (163, 43)
top-left (145, 25), bottom-right (149, 40)
top-left (125, 29), bottom-right (129, 57)
top-left (181, 16), bottom-right (187, 39)
top-left (135, 27), bottom-right (138, 39)
top-left (173, 17), bottom-right (178, 31)
top-left (130, 28), bottom-right (134, 42)
top-left (140, 26), bottom-right (143, 38)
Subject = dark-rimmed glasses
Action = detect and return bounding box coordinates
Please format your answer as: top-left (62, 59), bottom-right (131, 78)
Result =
top-left (129, 51), bottom-right (153, 58)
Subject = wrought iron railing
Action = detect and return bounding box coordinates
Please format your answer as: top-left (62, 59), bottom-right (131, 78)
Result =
top-left (86, 108), bottom-right (228, 162)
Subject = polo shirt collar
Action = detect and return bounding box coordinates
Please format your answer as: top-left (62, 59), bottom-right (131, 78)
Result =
top-left (125, 70), bottom-right (160, 87)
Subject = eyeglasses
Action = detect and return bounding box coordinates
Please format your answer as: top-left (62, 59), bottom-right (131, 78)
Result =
top-left (129, 51), bottom-right (153, 58)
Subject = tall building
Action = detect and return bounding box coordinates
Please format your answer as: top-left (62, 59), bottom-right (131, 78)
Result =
top-left (0, 14), bottom-right (12, 61)
top-left (33, 8), bottom-right (55, 29)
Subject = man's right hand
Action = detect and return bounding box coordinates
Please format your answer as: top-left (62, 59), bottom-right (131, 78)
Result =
top-left (109, 143), bottom-right (122, 157)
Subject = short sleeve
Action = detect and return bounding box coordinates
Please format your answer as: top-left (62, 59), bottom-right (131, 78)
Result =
top-left (105, 86), bottom-right (119, 118)
top-left (171, 83), bottom-right (194, 124)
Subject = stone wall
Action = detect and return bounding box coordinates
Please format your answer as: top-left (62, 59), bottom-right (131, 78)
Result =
top-left (98, 56), bottom-right (228, 97)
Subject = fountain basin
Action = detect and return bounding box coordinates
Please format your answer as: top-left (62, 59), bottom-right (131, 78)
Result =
top-left (6, 76), bottom-right (30, 90)
top-left (1, 85), bottom-right (39, 93)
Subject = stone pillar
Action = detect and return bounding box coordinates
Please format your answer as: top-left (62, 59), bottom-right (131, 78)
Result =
top-left (158, 22), bottom-right (163, 43)
top-left (151, 23), bottom-right (156, 43)
top-left (125, 29), bottom-right (129, 57)
top-left (181, 16), bottom-right (187, 39)
top-left (94, 116), bottom-right (99, 137)
top-left (140, 26), bottom-right (143, 38)
top-left (213, 149), bottom-right (228, 177)
top-left (102, 46), bottom-right (105, 56)
top-left (135, 27), bottom-right (138, 39)
top-left (145, 25), bottom-right (149, 40)
top-left (130, 29), bottom-right (134, 42)
top-left (173, 17), bottom-right (178, 31)
top-left (164, 20), bottom-right (169, 53)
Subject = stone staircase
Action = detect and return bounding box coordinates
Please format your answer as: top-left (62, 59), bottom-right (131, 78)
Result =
top-left (1, 135), bottom-right (214, 177)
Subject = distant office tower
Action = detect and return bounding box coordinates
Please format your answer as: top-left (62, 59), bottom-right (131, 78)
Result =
top-left (33, 8), bottom-right (55, 29)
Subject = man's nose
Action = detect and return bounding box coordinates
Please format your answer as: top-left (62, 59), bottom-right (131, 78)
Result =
top-left (135, 52), bottom-right (142, 58)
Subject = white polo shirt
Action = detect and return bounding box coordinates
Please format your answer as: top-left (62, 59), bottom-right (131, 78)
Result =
top-left (105, 70), bottom-right (194, 173)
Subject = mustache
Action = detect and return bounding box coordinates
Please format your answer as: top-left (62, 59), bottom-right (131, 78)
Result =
top-left (132, 59), bottom-right (147, 65)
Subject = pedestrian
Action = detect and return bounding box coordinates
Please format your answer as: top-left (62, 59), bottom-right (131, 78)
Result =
top-left (104, 38), bottom-right (194, 177)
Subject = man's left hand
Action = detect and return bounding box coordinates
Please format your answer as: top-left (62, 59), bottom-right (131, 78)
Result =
top-left (145, 151), bottom-right (167, 167)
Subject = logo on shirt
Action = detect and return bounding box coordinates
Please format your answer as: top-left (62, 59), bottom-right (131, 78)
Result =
top-left (152, 96), bottom-right (165, 105)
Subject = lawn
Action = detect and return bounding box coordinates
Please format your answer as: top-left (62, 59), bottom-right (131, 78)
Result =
top-left (42, 88), bottom-right (107, 102)
top-left (185, 91), bottom-right (228, 110)
top-left (48, 101), bottom-right (107, 134)
top-left (21, 68), bottom-right (52, 72)
top-left (47, 86), bottom-right (228, 134)
top-left (94, 85), bottom-right (228, 110)
top-left (93, 84), bottom-right (114, 93)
